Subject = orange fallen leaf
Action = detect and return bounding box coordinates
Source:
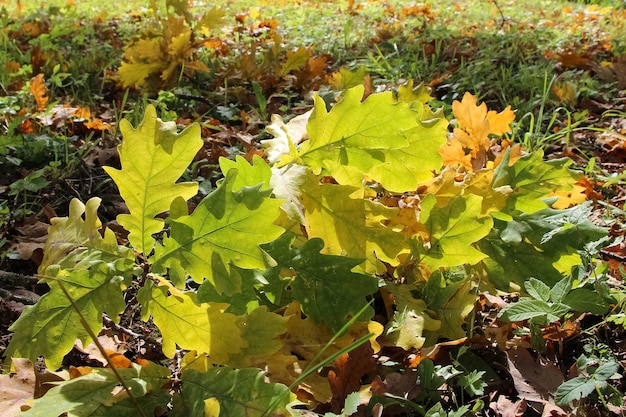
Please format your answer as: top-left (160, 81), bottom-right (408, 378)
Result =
top-left (29, 74), bottom-right (48, 112)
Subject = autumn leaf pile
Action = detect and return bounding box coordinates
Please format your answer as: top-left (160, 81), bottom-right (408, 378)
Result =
top-left (1, 0), bottom-right (626, 416)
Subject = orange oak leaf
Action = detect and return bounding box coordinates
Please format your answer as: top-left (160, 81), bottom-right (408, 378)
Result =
top-left (29, 74), bottom-right (48, 112)
top-left (439, 138), bottom-right (472, 170)
top-left (486, 106), bottom-right (516, 135)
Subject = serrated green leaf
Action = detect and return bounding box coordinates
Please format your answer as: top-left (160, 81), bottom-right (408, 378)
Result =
top-left (262, 234), bottom-right (378, 332)
top-left (292, 86), bottom-right (446, 192)
top-left (480, 203), bottom-right (606, 290)
top-left (153, 169), bottom-right (284, 288)
top-left (525, 278), bottom-right (551, 302)
top-left (137, 278), bottom-right (243, 362)
top-left (492, 149), bottom-right (581, 215)
top-left (498, 299), bottom-right (555, 322)
top-left (563, 288), bottom-right (611, 315)
top-left (39, 197), bottom-right (132, 271)
top-left (22, 363), bottom-right (170, 417)
top-left (103, 104), bottom-right (203, 254)
top-left (415, 194), bottom-right (492, 270)
top-left (6, 260), bottom-right (132, 369)
top-left (498, 299), bottom-right (570, 323)
top-left (299, 172), bottom-right (406, 272)
top-left (555, 376), bottom-right (597, 405)
top-left (549, 275), bottom-right (573, 304)
top-left (458, 370), bottom-right (487, 396)
top-left (177, 368), bottom-right (295, 417)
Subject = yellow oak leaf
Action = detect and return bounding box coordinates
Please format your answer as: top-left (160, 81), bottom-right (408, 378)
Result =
top-left (137, 277), bottom-right (243, 363)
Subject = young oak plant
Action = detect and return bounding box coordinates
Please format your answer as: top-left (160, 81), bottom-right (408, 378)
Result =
top-left (3, 85), bottom-right (609, 415)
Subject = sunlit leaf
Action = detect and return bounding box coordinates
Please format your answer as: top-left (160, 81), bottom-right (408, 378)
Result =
top-left (137, 278), bottom-right (243, 362)
top-left (104, 105), bottom-right (203, 255)
top-left (152, 169), bottom-right (284, 288)
top-left (6, 260), bottom-right (132, 370)
top-left (299, 172), bottom-right (406, 272)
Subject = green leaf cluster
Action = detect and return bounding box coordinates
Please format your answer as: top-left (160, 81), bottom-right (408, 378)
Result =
top-left (4, 86), bottom-right (611, 416)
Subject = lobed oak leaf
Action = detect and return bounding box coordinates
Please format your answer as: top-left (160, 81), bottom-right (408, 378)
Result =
top-left (299, 172), bottom-right (406, 272)
top-left (118, 61), bottom-right (162, 89)
top-left (422, 275), bottom-right (477, 344)
top-left (329, 66), bottom-right (368, 90)
top-left (104, 105), bottom-right (203, 255)
top-left (280, 46), bottom-right (311, 77)
top-left (137, 278), bottom-right (243, 362)
top-left (439, 137), bottom-right (473, 170)
top-left (197, 8), bottom-right (225, 32)
top-left (486, 106), bottom-right (516, 136)
top-left (297, 85), bottom-right (446, 192)
top-left (21, 363), bottom-right (170, 417)
top-left (396, 79), bottom-right (433, 104)
top-left (179, 367), bottom-right (295, 417)
top-left (6, 260), bottom-right (133, 370)
top-left (152, 169), bottom-right (284, 288)
top-left (415, 194), bottom-right (492, 270)
top-left (262, 234), bottom-right (379, 332)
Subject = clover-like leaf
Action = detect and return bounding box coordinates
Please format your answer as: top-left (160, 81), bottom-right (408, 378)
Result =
top-left (104, 104), bottom-right (203, 254)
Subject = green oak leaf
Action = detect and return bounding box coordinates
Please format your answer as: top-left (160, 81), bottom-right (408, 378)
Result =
top-left (480, 202), bottom-right (607, 290)
top-left (300, 172), bottom-right (406, 272)
top-left (292, 85), bottom-right (445, 192)
top-left (492, 148), bottom-right (581, 216)
top-left (385, 283), bottom-right (441, 350)
top-left (414, 194), bottom-right (492, 271)
top-left (218, 154), bottom-right (272, 191)
top-left (39, 198), bottom-right (131, 271)
top-left (422, 273), bottom-right (477, 344)
top-left (137, 278), bottom-right (243, 363)
top-left (152, 169), bottom-right (284, 288)
top-left (197, 265), bottom-right (288, 315)
top-left (225, 306), bottom-right (289, 368)
top-left (176, 368), bottom-right (295, 417)
top-left (262, 234), bottom-right (379, 332)
top-left (5, 260), bottom-right (132, 370)
top-left (104, 104), bottom-right (203, 254)
top-left (21, 363), bottom-right (170, 417)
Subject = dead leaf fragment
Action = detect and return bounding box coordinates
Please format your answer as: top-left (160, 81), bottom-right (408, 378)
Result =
top-left (0, 358), bottom-right (36, 415)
